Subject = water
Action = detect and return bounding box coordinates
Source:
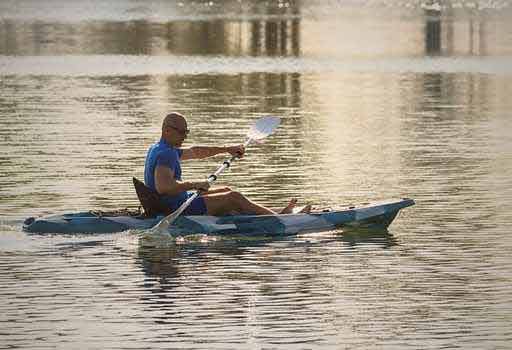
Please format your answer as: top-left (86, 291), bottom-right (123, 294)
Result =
top-left (1, 1), bottom-right (512, 349)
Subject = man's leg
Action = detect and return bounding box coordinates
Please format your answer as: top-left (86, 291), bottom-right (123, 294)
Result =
top-left (203, 191), bottom-right (276, 216)
top-left (201, 186), bottom-right (231, 195)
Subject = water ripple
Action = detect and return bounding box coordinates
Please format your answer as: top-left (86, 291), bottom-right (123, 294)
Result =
top-left (2, 55), bottom-right (512, 76)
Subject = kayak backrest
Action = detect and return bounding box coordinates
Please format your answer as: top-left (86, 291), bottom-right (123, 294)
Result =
top-left (132, 177), bottom-right (172, 217)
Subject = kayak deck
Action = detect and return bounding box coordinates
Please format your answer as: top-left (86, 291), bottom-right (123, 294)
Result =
top-left (23, 198), bottom-right (415, 236)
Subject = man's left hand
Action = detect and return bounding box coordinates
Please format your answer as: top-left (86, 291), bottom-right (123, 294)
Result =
top-left (226, 144), bottom-right (245, 158)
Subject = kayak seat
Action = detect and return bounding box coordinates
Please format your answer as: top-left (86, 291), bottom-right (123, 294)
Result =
top-left (132, 177), bottom-right (172, 217)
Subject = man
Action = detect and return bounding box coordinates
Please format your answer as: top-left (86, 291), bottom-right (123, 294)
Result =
top-left (144, 112), bottom-right (308, 216)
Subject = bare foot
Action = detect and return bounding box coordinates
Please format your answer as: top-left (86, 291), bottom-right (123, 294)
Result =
top-left (300, 204), bottom-right (312, 213)
top-left (280, 198), bottom-right (298, 214)
top-left (293, 204), bottom-right (312, 214)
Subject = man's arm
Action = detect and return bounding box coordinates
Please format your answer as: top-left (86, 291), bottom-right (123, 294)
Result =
top-left (181, 145), bottom-right (245, 161)
top-left (154, 165), bottom-right (209, 196)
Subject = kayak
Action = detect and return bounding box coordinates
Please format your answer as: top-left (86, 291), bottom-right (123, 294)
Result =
top-left (23, 198), bottom-right (414, 236)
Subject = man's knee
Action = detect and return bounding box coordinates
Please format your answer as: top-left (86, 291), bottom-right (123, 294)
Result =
top-left (210, 190), bottom-right (244, 214)
top-left (227, 190), bottom-right (244, 203)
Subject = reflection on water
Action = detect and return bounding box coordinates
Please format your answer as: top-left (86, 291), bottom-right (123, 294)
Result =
top-left (1, 1), bottom-right (512, 349)
top-left (1, 1), bottom-right (512, 57)
top-left (0, 19), bottom-right (302, 57)
top-left (425, 8), bottom-right (442, 55)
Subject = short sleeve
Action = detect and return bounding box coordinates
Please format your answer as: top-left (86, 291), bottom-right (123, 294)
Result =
top-left (156, 150), bottom-right (178, 170)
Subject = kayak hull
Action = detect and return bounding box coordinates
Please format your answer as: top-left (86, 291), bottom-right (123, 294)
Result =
top-left (23, 198), bottom-right (414, 236)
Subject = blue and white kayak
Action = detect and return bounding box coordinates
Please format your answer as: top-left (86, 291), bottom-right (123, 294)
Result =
top-left (23, 198), bottom-right (414, 236)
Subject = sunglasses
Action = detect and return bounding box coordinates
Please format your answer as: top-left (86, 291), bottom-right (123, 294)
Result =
top-left (166, 125), bottom-right (190, 135)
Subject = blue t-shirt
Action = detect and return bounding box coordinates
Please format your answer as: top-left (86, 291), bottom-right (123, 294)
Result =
top-left (144, 138), bottom-right (188, 210)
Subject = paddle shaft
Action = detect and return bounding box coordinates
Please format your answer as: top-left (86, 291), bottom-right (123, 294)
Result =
top-left (155, 138), bottom-right (253, 229)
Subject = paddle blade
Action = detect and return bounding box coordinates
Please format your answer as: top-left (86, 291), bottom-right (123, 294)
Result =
top-left (247, 116), bottom-right (281, 140)
top-left (151, 211), bottom-right (179, 234)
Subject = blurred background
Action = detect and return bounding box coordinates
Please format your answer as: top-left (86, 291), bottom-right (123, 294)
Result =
top-left (1, 1), bottom-right (511, 349)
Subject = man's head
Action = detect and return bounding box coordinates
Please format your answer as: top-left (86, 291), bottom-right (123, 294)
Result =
top-left (161, 112), bottom-right (189, 147)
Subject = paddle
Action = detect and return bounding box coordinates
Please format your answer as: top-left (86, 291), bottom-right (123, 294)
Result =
top-left (150, 116), bottom-right (281, 234)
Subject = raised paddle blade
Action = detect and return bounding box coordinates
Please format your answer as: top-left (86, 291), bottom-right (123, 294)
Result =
top-left (246, 116), bottom-right (281, 141)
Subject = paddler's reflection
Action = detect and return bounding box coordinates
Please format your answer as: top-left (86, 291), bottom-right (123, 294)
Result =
top-left (137, 244), bottom-right (180, 285)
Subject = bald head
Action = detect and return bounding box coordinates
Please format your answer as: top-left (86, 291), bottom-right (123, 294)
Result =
top-left (162, 112), bottom-right (187, 131)
top-left (161, 112), bottom-right (189, 147)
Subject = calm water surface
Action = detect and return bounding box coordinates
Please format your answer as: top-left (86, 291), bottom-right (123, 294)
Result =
top-left (1, 1), bottom-right (512, 349)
